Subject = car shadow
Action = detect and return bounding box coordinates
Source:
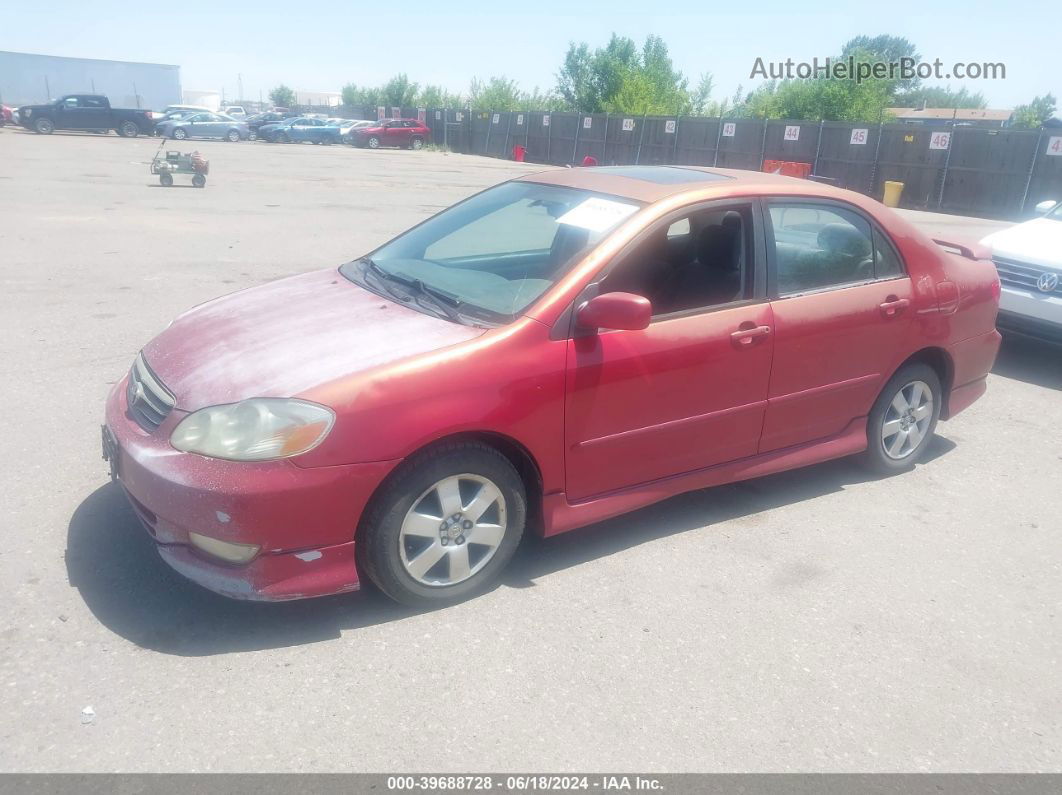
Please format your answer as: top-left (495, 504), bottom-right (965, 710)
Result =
top-left (991, 333), bottom-right (1062, 391)
top-left (67, 437), bottom-right (956, 657)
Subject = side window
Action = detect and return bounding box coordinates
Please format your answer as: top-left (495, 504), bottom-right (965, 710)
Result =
top-left (85, 97), bottom-right (105, 108)
top-left (769, 204), bottom-right (874, 295)
top-left (600, 205), bottom-right (753, 317)
top-left (873, 229), bottom-right (905, 278)
top-left (64, 97), bottom-right (80, 107)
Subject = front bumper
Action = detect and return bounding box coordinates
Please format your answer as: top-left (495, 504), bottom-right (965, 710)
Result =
top-left (998, 286), bottom-right (1062, 342)
top-left (104, 374), bottom-right (398, 601)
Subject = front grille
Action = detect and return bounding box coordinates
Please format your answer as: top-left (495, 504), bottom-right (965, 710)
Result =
top-left (127, 352), bottom-right (175, 431)
top-left (993, 256), bottom-right (1062, 295)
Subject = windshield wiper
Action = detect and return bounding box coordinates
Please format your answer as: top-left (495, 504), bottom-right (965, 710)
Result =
top-left (359, 257), bottom-right (466, 323)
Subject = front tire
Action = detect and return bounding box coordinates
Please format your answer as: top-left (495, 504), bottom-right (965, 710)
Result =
top-left (358, 442), bottom-right (526, 607)
top-left (118, 121), bottom-right (140, 138)
top-left (276, 131), bottom-right (290, 143)
top-left (34, 118), bottom-right (54, 134)
top-left (861, 363), bottom-right (941, 474)
top-left (410, 136), bottom-right (424, 150)
top-left (172, 128), bottom-right (187, 140)
top-left (367, 135), bottom-right (381, 149)
top-left (226, 129), bottom-right (240, 142)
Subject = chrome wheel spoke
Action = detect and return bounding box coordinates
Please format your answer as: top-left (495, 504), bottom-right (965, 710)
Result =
top-left (434, 477), bottom-right (464, 516)
top-left (906, 423), bottom-right (926, 449)
top-left (464, 481), bottom-right (502, 523)
top-left (447, 545), bottom-right (471, 581)
top-left (881, 379), bottom-right (933, 461)
top-left (882, 418), bottom-right (903, 437)
top-left (402, 511), bottom-right (441, 539)
top-left (887, 429), bottom-right (907, 457)
top-left (913, 403), bottom-right (932, 421)
top-left (469, 522), bottom-right (504, 549)
top-left (406, 542), bottom-right (446, 579)
top-left (908, 382), bottom-right (925, 408)
top-left (891, 392), bottom-right (910, 414)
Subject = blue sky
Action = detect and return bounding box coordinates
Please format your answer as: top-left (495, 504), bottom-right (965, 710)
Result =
top-left (1, 1), bottom-right (1053, 108)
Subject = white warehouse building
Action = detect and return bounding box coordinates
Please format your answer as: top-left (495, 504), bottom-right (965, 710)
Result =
top-left (0, 50), bottom-right (181, 110)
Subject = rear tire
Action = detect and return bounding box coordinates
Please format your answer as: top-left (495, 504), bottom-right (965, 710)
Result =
top-left (192, 174), bottom-right (206, 188)
top-left (860, 362), bottom-right (941, 474)
top-left (226, 129), bottom-right (240, 142)
top-left (411, 136), bottom-right (424, 150)
top-left (159, 173), bottom-right (173, 187)
top-left (358, 442), bottom-right (526, 607)
top-left (34, 118), bottom-right (54, 134)
top-left (118, 121), bottom-right (140, 138)
top-left (367, 136), bottom-right (381, 149)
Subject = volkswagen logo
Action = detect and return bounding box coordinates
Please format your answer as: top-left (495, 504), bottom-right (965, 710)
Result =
top-left (1037, 271), bottom-right (1059, 293)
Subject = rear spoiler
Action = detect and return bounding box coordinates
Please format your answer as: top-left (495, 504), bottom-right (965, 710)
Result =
top-left (933, 238), bottom-right (992, 261)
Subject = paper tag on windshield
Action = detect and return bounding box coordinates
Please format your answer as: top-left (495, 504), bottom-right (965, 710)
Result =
top-left (557, 198), bottom-right (639, 232)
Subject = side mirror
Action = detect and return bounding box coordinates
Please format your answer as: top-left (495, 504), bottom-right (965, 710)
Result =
top-left (576, 292), bottom-right (652, 332)
top-left (1035, 199), bottom-right (1058, 215)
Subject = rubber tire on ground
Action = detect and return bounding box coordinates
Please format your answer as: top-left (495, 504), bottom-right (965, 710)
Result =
top-left (276, 132), bottom-right (290, 143)
top-left (226, 129), bottom-right (240, 142)
top-left (192, 174), bottom-right (206, 188)
top-left (358, 442), bottom-right (526, 607)
top-left (118, 121), bottom-right (140, 138)
top-left (34, 118), bottom-right (54, 134)
top-left (410, 137), bottom-right (424, 150)
top-left (172, 128), bottom-right (187, 140)
top-left (367, 136), bottom-right (381, 149)
top-left (248, 131), bottom-right (257, 141)
top-left (159, 173), bottom-right (173, 187)
top-left (859, 362), bottom-right (942, 475)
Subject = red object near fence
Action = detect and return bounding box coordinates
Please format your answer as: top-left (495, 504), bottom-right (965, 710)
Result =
top-left (763, 159), bottom-right (811, 178)
top-left (512, 144), bottom-right (526, 162)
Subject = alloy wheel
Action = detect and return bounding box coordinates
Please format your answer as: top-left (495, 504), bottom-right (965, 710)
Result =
top-left (399, 474), bottom-right (507, 587)
top-left (881, 380), bottom-right (933, 460)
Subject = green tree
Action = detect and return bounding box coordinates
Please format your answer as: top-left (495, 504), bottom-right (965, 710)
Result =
top-left (418, 84), bottom-right (464, 108)
top-left (841, 34), bottom-right (920, 97)
top-left (268, 84), bottom-right (296, 108)
top-left (341, 83), bottom-right (382, 108)
top-left (893, 85), bottom-right (987, 109)
top-left (689, 72), bottom-right (716, 115)
top-left (1011, 94), bottom-right (1057, 129)
top-left (380, 74), bottom-right (419, 107)
top-left (468, 76), bottom-right (524, 110)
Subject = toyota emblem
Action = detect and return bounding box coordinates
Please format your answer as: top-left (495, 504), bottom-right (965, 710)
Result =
top-left (1037, 271), bottom-right (1059, 293)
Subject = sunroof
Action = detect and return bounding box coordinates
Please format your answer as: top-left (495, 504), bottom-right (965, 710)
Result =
top-left (589, 166), bottom-right (731, 184)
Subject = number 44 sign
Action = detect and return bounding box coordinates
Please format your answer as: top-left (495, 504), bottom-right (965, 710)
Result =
top-left (1047, 136), bottom-right (1062, 156)
top-left (783, 125), bottom-right (800, 141)
top-left (930, 132), bottom-right (951, 150)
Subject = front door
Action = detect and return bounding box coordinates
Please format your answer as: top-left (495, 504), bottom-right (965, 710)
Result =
top-left (59, 96), bottom-right (108, 129)
top-left (564, 202), bottom-right (774, 501)
top-left (760, 200), bottom-right (915, 452)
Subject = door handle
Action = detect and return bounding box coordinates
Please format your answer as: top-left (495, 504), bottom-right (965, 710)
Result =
top-left (730, 325), bottom-right (771, 347)
top-left (879, 296), bottom-right (910, 318)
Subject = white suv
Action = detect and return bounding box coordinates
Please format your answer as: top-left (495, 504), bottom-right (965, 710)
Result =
top-left (981, 200), bottom-right (1062, 344)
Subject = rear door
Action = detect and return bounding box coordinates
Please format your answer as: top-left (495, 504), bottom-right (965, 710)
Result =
top-left (760, 200), bottom-right (914, 452)
top-left (58, 96), bottom-right (108, 129)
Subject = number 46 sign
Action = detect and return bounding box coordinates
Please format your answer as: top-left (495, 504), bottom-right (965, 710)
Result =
top-left (929, 132), bottom-right (951, 150)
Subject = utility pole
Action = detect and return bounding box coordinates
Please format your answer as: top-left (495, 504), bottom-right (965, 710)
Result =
top-left (238, 73), bottom-right (243, 104)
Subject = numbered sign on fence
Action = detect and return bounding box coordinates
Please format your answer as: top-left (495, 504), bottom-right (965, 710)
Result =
top-left (391, 107), bottom-right (400, 118)
top-left (664, 120), bottom-right (676, 134)
top-left (929, 132), bottom-right (951, 150)
top-left (418, 109), bottom-right (426, 123)
top-left (784, 125), bottom-right (800, 141)
top-left (435, 110), bottom-right (441, 120)
top-left (455, 112), bottom-right (463, 122)
top-left (543, 115), bottom-right (550, 127)
top-left (1046, 137), bottom-right (1062, 156)
top-left (583, 117), bottom-right (592, 129)
top-left (622, 118), bottom-right (635, 131)
top-left (516, 114), bottom-right (524, 125)
top-left (850, 128), bottom-right (868, 145)
top-left (722, 122), bottom-right (736, 137)
top-left (492, 113), bottom-right (500, 124)
top-left (377, 106), bottom-right (386, 120)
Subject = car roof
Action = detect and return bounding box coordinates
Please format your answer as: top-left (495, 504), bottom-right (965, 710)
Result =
top-left (517, 165), bottom-right (860, 205)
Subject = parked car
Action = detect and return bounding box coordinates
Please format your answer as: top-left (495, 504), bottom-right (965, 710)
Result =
top-left (0, 104), bottom-right (12, 126)
top-left (17, 94), bottom-right (156, 137)
top-left (223, 105), bottom-right (247, 119)
top-left (980, 199), bottom-right (1062, 343)
top-left (155, 112), bottom-right (251, 142)
top-left (162, 104), bottom-right (213, 115)
top-left (245, 110), bottom-right (299, 136)
top-left (103, 166), bottom-right (1000, 606)
top-left (350, 118), bottom-right (431, 149)
top-left (331, 119), bottom-right (373, 141)
top-left (257, 116), bottom-right (342, 144)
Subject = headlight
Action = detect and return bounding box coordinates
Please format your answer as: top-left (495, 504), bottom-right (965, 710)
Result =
top-left (22, 108), bottom-right (30, 117)
top-left (170, 398), bottom-right (334, 461)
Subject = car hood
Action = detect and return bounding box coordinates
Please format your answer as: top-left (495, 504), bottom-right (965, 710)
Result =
top-left (982, 217), bottom-right (1062, 269)
top-left (143, 268), bottom-right (486, 410)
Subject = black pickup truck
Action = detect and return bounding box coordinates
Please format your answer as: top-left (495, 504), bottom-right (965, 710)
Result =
top-left (17, 94), bottom-right (156, 137)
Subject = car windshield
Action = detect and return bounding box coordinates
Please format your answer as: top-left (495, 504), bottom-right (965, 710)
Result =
top-left (340, 181), bottom-right (643, 323)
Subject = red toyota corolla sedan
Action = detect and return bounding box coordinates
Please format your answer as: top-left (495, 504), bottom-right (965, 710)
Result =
top-left (103, 166), bottom-right (1001, 606)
